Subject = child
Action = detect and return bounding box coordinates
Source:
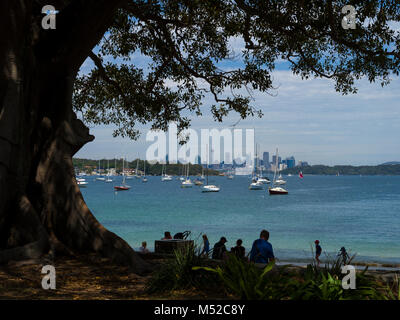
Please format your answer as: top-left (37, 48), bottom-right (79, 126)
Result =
top-left (139, 241), bottom-right (149, 253)
top-left (315, 240), bottom-right (322, 266)
top-left (200, 234), bottom-right (210, 257)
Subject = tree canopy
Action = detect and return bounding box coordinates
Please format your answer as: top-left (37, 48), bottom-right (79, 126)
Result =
top-left (73, 0), bottom-right (400, 140)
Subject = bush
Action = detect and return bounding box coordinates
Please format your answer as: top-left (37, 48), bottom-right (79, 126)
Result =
top-left (194, 254), bottom-right (292, 300)
top-left (146, 243), bottom-right (219, 293)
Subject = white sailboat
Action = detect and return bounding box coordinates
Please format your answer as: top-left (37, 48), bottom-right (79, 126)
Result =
top-left (202, 144), bottom-right (220, 192)
top-left (96, 160), bottom-right (106, 181)
top-left (135, 156), bottom-right (141, 179)
top-left (161, 163), bottom-right (172, 181)
top-left (269, 148), bottom-right (288, 195)
top-left (142, 159), bottom-right (148, 182)
top-left (249, 144), bottom-right (263, 190)
top-left (181, 163), bottom-right (193, 188)
top-left (76, 177), bottom-right (88, 187)
top-left (105, 159), bottom-right (113, 183)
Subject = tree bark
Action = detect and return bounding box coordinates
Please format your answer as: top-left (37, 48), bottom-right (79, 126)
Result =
top-left (0, 0), bottom-right (150, 274)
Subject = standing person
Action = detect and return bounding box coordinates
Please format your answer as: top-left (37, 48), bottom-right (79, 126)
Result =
top-left (139, 241), bottom-right (149, 253)
top-left (339, 247), bottom-right (350, 265)
top-left (212, 237), bottom-right (228, 260)
top-left (162, 231), bottom-right (172, 240)
top-left (200, 234), bottom-right (210, 257)
top-left (231, 239), bottom-right (246, 260)
top-left (250, 230), bottom-right (275, 264)
top-left (315, 240), bottom-right (322, 266)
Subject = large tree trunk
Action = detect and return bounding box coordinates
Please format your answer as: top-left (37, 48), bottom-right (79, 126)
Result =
top-left (0, 0), bottom-right (150, 274)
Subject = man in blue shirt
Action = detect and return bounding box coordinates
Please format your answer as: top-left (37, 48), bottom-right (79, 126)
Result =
top-left (250, 230), bottom-right (275, 264)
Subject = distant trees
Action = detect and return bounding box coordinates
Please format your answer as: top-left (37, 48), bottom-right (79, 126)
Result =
top-left (72, 158), bottom-right (219, 176)
top-left (282, 165), bottom-right (400, 175)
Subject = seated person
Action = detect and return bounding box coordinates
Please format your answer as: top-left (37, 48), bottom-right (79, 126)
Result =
top-left (231, 239), bottom-right (246, 259)
top-left (162, 231), bottom-right (172, 240)
top-left (249, 230), bottom-right (275, 264)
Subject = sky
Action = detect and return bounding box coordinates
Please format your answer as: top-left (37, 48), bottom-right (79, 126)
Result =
top-left (75, 36), bottom-right (400, 167)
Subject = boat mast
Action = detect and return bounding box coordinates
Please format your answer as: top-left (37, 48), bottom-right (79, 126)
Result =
top-left (206, 144), bottom-right (209, 185)
top-left (122, 157), bottom-right (125, 185)
top-left (272, 148), bottom-right (278, 186)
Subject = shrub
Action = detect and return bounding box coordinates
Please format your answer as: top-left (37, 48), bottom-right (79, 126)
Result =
top-left (146, 242), bottom-right (218, 293)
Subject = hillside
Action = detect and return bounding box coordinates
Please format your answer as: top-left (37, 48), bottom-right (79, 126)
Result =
top-left (281, 164), bottom-right (400, 175)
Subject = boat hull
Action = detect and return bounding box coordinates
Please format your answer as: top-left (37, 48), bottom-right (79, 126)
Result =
top-left (202, 185), bottom-right (220, 192)
top-left (268, 188), bottom-right (288, 195)
top-left (114, 186), bottom-right (130, 191)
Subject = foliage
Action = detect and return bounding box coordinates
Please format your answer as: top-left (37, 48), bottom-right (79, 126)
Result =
top-left (282, 164), bottom-right (400, 175)
top-left (384, 274), bottom-right (400, 300)
top-left (194, 254), bottom-right (290, 300)
top-left (193, 252), bottom-right (387, 300)
top-left (73, 1), bottom-right (400, 140)
top-left (146, 242), bottom-right (219, 293)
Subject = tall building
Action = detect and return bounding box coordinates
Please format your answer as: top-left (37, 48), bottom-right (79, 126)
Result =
top-left (263, 152), bottom-right (269, 168)
top-left (272, 155), bottom-right (282, 165)
top-left (286, 156), bottom-right (296, 168)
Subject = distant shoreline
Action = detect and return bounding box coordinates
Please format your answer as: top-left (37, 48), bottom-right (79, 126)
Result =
top-left (282, 164), bottom-right (400, 176)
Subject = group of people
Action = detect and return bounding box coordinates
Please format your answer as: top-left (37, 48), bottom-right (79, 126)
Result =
top-left (201, 229), bottom-right (275, 264)
top-left (138, 230), bottom-right (350, 267)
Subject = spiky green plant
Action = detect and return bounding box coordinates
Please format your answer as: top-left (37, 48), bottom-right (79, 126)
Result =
top-left (193, 254), bottom-right (291, 300)
top-left (384, 274), bottom-right (400, 300)
top-left (146, 242), bottom-right (218, 293)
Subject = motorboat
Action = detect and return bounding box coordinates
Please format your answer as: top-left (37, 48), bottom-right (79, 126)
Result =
top-left (202, 185), bottom-right (220, 192)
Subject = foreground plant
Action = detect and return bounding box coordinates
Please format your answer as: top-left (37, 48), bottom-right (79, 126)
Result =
top-left (147, 243), bottom-right (218, 293)
top-left (194, 254), bottom-right (293, 300)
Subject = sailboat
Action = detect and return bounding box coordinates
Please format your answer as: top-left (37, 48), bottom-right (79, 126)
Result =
top-left (135, 156), bottom-right (141, 179)
top-left (179, 164), bottom-right (185, 181)
top-left (142, 159), bottom-right (148, 182)
top-left (114, 158), bottom-right (131, 191)
top-left (105, 159), bottom-right (113, 183)
top-left (181, 163), bottom-right (193, 188)
top-left (202, 145), bottom-right (220, 192)
top-left (227, 168), bottom-right (234, 179)
top-left (96, 160), bottom-right (106, 181)
top-left (123, 158), bottom-right (133, 180)
top-left (275, 168), bottom-right (286, 185)
top-left (161, 163), bottom-right (172, 181)
top-left (257, 166), bottom-right (270, 184)
top-left (249, 144), bottom-right (263, 190)
top-left (269, 148), bottom-right (288, 195)
top-left (76, 177), bottom-right (88, 187)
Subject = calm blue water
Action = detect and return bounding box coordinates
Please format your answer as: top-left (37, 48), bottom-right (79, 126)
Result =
top-left (80, 175), bottom-right (400, 264)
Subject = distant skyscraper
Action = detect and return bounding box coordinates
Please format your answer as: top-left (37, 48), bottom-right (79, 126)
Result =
top-left (286, 156), bottom-right (295, 168)
top-left (263, 152), bottom-right (269, 168)
top-left (272, 155), bottom-right (282, 165)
